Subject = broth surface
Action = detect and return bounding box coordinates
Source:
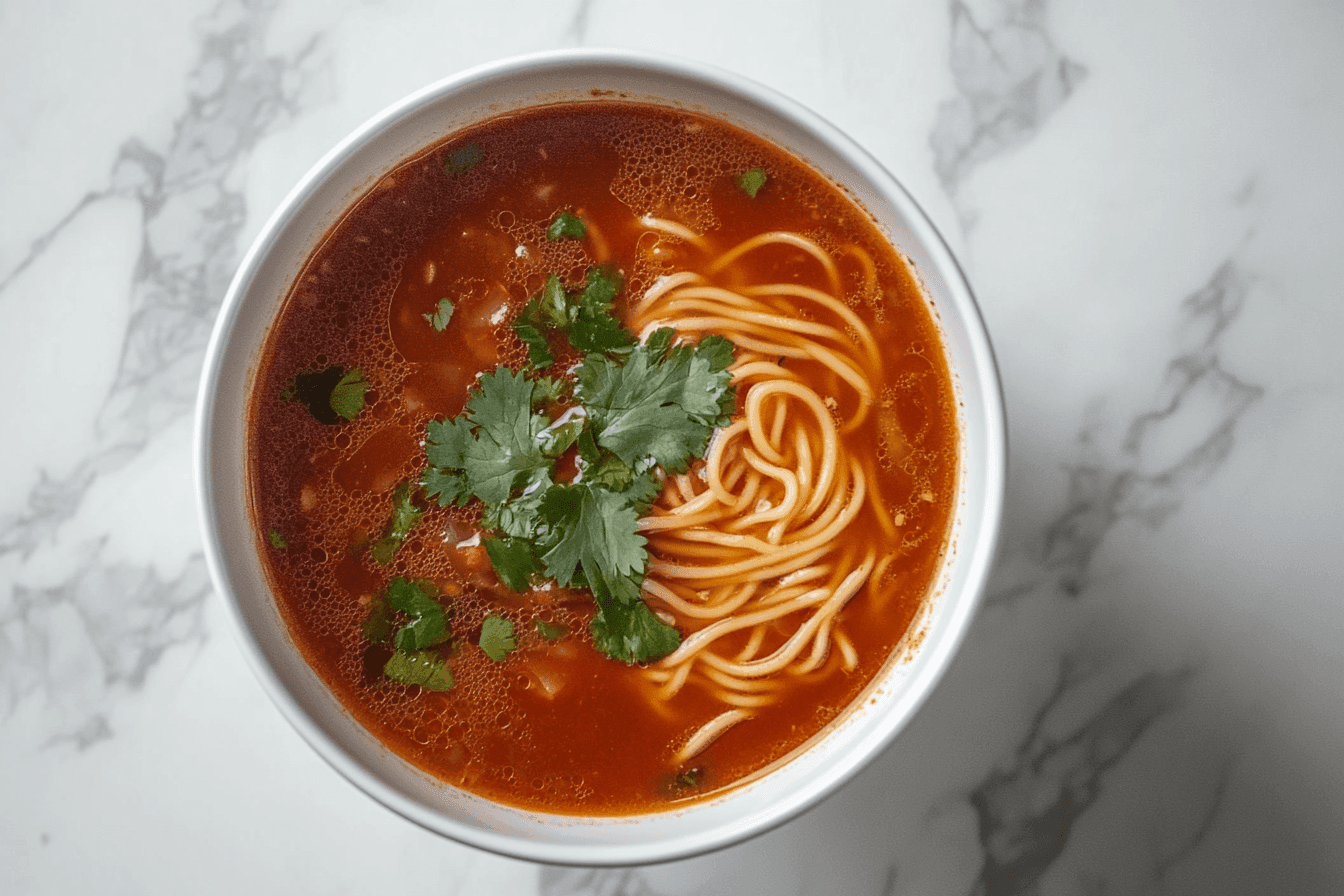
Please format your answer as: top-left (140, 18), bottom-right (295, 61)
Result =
top-left (248, 102), bottom-right (957, 813)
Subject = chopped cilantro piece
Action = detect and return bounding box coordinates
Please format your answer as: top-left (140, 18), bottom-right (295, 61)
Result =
top-left (511, 267), bottom-right (634, 369)
top-left (363, 593), bottom-right (394, 647)
top-left (329, 368), bottom-right (369, 421)
top-left (423, 298), bottom-right (455, 331)
top-left (575, 335), bottom-right (736, 471)
top-left (481, 467), bottom-right (551, 538)
top-left (285, 365), bottom-right (362, 425)
top-left (535, 619), bottom-right (567, 641)
top-left (370, 481), bottom-right (424, 565)
top-left (644, 327), bottom-right (675, 359)
top-left (537, 411), bottom-right (585, 458)
top-left (587, 566), bottom-right (680, 664)
top-left (661, 766), bottom-right (706, 794)
top-left (479, 615), bottom-right (517, 662)
top-left (547, 210), bottom-right (587, 241)
top-left (267, 529), bottom-right (288, 549)
top-left (422, 464), bottom-right (470, 508)
top-left (425, 368), bottom-right (552, 506)
top-left (538, 275), bottom-right (569, 327)
top-left (444, 143), bottom-right (484, 175)
top-left (384, 649), bottom-right (454, 691)
top-left (736, 167), bottom-right (767, 197)
top-left (536, 485), bottom-right (647, 587)
top-left (386, 577), bottom-right (450, 651)
top-left (484, 536), bottom-right (542, 592)
top-left (513, 314), bottom-right (555, 368)
top-left (529, 375), bottom-right (568, 407)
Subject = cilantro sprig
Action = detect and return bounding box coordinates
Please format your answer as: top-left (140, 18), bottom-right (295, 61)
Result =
top-left (365, 578), bottom-right (456, 691)
top-left (370, 481), bottom-right (425, 565)
top-left (511, 267), bottom-right (634, 368)
top-left (422, 268), bottom-right (736, 665)
top-left (547, 210), bottom-right (587, 241)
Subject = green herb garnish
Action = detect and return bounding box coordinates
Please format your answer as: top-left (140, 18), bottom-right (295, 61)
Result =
top-left (484, 536), bottom-right (542, 592)
top-left (384, 649), bottom-right (455, 691)
top-left (424, 267), bottom-right (736, 665)
top-left (329, 368), bottom-right (369, 421)
top-left (736, 167), bottom-right (767, 198)
top-left (284, 365), bottom-right (367, 424)
top-left (536, 619), bottom-right (567, 641)
top-left (444, 143), bottom-right (484, 175)
top-left (479, 614), bottom-right (517, 662)
top-left (547, 210), bottom-right (587, 241)
top-left (511, 267), bottom-right (635, 368)
top-left (267, 529), bottom-right (288, 549)
top-left (386, 577), bottom-right (450, 651)
top-left (370, 481), bottom-right (425, 565)
top-left (660, 766), bottom-right (707, 795)
top-left (423, 368), bottom-right (553, 507)
top-left (423, 298), bottom-right (455, 331)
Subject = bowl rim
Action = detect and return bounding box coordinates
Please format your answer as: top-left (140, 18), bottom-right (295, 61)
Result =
top-left (195, 46), bottom-right (1006, 865)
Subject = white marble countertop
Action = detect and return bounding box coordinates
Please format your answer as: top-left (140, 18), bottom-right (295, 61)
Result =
top-left (4, 1), bottom-right (1342, 893)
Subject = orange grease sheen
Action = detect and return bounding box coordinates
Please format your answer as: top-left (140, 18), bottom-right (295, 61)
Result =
top-left (247, 102), bottom-right (957, 814)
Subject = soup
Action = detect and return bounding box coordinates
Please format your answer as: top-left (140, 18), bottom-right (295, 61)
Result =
top-left (247, 101), bottom-right (957, 814)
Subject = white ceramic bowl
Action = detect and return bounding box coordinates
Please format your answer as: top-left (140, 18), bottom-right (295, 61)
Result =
top-left (195, 48), bottom-right (1005, 866)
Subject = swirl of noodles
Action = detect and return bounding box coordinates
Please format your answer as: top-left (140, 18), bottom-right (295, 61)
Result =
top-left (629, 227), bottom-right (898, 763)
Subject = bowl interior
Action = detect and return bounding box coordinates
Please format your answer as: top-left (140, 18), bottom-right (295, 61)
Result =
top-left (196, 50), bottom-right (1004, 865)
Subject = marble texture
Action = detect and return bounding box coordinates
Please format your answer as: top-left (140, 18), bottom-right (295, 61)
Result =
top-left (3, 0), bottom-right (1342, 893)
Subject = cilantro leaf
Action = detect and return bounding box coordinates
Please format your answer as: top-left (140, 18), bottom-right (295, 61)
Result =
top-left (577, 265), bottom-right (623, 310)
top-left (568, 267), bottom-right (634, 354)
top-left (370, 481), bottom-right (424, 565)
top-left (329, 368), bottom-right (369, 421)
top-left (512, 267), bottom-right (633, 367)
top-left (422, 465), bottom-right (470, 507)
top-left (579, 449), bottom-right (640, 494)
top-left (484, 536), bottom-right (542, 592)
top-left (575, 336), bottom-right (735, 471)
top-left (384, 650), bottom-right (455, 691)
top-left (536, 619), bottom-right (567, 641)
top-left (458, 369), bottom-right (552, 505)
top-left (444, 143), bottom-right (484, 175)
top-left (569, 308), bottom-right (634, 354)
top-left (529, 375), bottom-right (568, 407)
top-left (387, 577), bottom-right (450, 651)
top-left (512, 299), bottom-right (555, 368)
top-left (645, 327), bottom-right (675, 359)
top-left (426, 369), bottom-right (552, 507)
top-left (537, 485), bottom-right (647, 587)
top-left (481, 468), bottom-right (551, 538)
top-left (425, 416), bottom-right (473, 470)
top-left (363, 593), bottom-right (394, 647)
top-left (587, 567), bottom-right (680, 664)
top-left (286, 365), bottom-right (365, 425)
top-left (537, 411), bottom-right (585, 458)
top-left (267, 529), bottom-right (288, 549)
top-left (547, 210), bottom-right (587, 241)
top-left (736, 167), bottom-right (767, 198)
top-left (479, 615), bottom-right (517, 662)
top-left (660, 766), bottom-right (708, 795)
top-left (424, 298), bottom-right (455, 331)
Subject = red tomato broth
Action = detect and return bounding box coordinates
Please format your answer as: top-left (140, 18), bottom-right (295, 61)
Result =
top-left (248, 102), bottom-right (957, 814)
